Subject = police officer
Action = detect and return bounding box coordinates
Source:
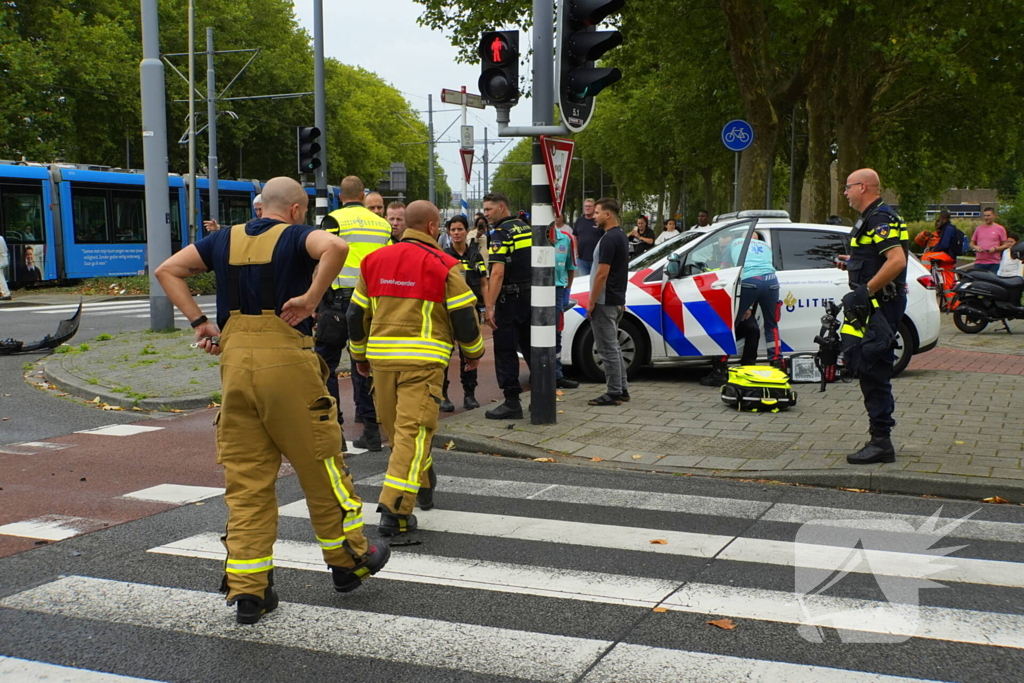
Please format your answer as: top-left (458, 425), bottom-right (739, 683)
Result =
top-left (482, 191), bottom-right (532, 420)
top-left (154, 178), bottom-right (389, 625)
top-left (347, 200), bottom-right (485, 539)
top-left (316, 176), bottom-right (392, 451)
top-left (837, 168), bottom-right (909, 465)
top-left (441, 214), bottom-right (489, 411)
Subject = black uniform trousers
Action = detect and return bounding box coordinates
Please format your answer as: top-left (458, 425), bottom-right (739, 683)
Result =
top-left (493, 287), bottom-right (532, 400)
top-left (859, 294), bottom-right (906, 437)
top-left (314, 288), bottom-right (377, 424)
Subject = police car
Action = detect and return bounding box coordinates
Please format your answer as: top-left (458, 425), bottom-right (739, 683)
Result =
top-left (564, 211), bottom-right (941, 380)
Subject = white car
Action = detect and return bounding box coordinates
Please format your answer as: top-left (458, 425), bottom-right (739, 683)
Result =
top-left (564, 211), bottom-right (941, 380)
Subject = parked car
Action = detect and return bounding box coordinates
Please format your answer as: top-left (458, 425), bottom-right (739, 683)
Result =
top-left (563, 211), bottom-right (940, 380)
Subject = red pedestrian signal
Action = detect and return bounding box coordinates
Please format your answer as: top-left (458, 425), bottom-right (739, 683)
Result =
top-left (478, 31), bottom-right (520, 106)
top-left (490, 35), bottom-right (507, 64)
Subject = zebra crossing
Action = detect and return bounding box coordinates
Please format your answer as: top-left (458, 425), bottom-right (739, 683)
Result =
top-left (0, 455), bottom-right (1021, 682)
top-left (0, 299), bottom-right (217, 321)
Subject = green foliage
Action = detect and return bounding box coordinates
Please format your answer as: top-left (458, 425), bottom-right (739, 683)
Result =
top-left (139, 345), bottom-right (159, 356)
top-left (95, 333), bottom-right (113, 341)
top-left (1000, 177), bottom-right (1024, 233)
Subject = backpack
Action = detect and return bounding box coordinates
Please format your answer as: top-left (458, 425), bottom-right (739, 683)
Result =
top-left (946, 224), bottom-right (967, 258)
top-left (720, 365), bottom-right (797, 413)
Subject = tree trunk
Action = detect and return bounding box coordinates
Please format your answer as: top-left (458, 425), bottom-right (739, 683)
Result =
top-left (805, 84), bottom-right (833, 223)
top-left (788, 107), bottom-right (808, 222)
top-left (655, 179), bottom-right (666, 231)
top-left (701, 166), bottom-right (714, 217)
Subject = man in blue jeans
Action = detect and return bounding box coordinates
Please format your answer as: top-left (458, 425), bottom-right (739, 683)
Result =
top-left (552, 217), bottom-right (579, 389)
top-left (700, 232), bottom-right (780, 386)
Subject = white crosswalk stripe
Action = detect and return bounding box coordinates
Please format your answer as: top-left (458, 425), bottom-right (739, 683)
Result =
top-left (2, 469), bottom-right (1020, 682)
top-left (0, 300), bottom-right (217, 316)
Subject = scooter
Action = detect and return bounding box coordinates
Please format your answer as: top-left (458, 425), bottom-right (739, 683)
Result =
top-left (950, 242), bottom-right (1024, 334)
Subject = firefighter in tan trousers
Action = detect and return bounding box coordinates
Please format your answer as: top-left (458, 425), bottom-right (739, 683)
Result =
top-left (155, 177), bottom-right (390, 625)
top-left (347, 200), bottom-right (485, 540)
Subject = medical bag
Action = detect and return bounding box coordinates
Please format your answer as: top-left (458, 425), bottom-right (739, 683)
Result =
top-left (720, 365), bottom-right (797, 413)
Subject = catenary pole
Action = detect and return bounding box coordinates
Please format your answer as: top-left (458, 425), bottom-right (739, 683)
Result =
top-left (187, 0), bottom-right (196, 244)
top-left (313, 0), bottom-right (328, 226)
top-left (483, 127), bottom-right (489, 195)
top-left (428, 93), bottom-right (436, 206)
top-left (461, 86), bottom-right (469, 217)
top-left (530, 0), bottom-right (557, 425)
top-left (140, 0), bottom-right (174, 331)
top-left (206, 28), bottom-right (219, 228)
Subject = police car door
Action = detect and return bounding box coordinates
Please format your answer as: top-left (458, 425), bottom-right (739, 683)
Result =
top-left (661, 222), bottom-right (753, 357)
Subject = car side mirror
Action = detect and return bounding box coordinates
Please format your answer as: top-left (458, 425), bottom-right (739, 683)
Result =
top-left (666, 254), bottom-right (683, 279)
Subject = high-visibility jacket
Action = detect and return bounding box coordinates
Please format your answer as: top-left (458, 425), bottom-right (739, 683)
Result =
top-left (347, 231), bottom-right (485, 372)
top-left (323, 202), bottom-right (392, 289)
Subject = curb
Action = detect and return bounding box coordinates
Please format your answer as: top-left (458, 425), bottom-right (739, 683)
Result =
top-left (433, 431), bottom-right (1024, 504)
top-left (41, 356), bottom-right (214, 412)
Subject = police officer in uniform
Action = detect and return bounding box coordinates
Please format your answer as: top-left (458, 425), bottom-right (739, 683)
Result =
top-left (482, 191), bottom-right (532, 420)
top-left (155, 178), bottom-right (389, 624)
top-left (837, 168), bottom-right (909, 465)
top-left (316, 176), bottom-right (392, 451)
top-left (347, 200), bottom-right (485, 539)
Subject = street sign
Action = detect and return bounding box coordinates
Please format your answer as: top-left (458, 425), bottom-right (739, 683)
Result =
top-left (441, 88), bottom-right (485, 110)
top-left (461, 125), bottom-right (474, 149)
top-left (540, 136), bottom-right (575, 217)
top-left (721, 119), bottom-right (754, 152)
top-left (460, 148), bottom-right (475, 184)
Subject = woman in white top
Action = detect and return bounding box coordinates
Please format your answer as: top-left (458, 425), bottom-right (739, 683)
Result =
top-left (655, 218), bottom-right (680, 245)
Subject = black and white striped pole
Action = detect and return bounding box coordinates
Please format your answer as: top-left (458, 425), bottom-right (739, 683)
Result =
top-left (530, 138), bottom-right (558, 425)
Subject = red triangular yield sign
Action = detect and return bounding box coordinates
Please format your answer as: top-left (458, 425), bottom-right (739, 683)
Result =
top-left (540, 136), bottom-right (575, 217)
top-left (460, 148), bottom-right (475, 184)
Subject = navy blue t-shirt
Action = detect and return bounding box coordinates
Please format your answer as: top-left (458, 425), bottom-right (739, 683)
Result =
top-left (195, 218), bottom-right (318, 335)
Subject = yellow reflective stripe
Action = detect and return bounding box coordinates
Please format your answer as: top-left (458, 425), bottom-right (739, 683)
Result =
top-left (351, 290), bottom-right (370, 308)
top-left (420, 300), bottom-right (434, 339)
top-left (324, 458), bottom-right (362, 512)
top-left (460, 336), bottom-right (484, 355)
top-left (446, 290), bottom-right (477, 309)
top-left (226, 556), bottom-right (274, 574)
top-left (841, 323), bottom-right (864, 338)
top-left (316, 535), bottom-right (347, 550)
top-left (343, 514), bottom-right (364, 533)
top-left (369, 337), bottom-right (453, 351)
top-left (384, 474), bottom-right (420, 493)
top-left (348, 343), bottom-right (367, 355)
top-left (408, 426), bottom-right (429, 493)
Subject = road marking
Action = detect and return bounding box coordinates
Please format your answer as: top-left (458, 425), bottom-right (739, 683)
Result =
top-left (0, 576), bottom-right (953, 683)
top-left (75, 425), bottom-right (164, 437)
top-left (581, 644), bottom-right (946, 683)
top-left (356, 473), bottom-right (1022, 544)
top-left (0, 441), bottom-right (72, 455)
top-left (344, 445), bottom-right (368, 455)
top-left (38, 303), bottom-right (152, 314)
top-left (0, 657), bottom-right (165, 683)
top-left (0, 514), bottom-right (105, 541)
top-left (122, 484), bottom-right (222, 505)
top-left (152, 532), bottom-right (1024, 648)
top-left (1, 300), bottom-right (216, 314)
top-left (278, 504), bottom-right (1024, 589)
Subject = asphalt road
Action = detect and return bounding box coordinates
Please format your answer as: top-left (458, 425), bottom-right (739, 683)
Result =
top-left (1, 451), bottom-right (1022, 683)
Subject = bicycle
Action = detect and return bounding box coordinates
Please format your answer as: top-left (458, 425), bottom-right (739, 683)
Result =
top-left (724, 128), bottom-right (750, 144)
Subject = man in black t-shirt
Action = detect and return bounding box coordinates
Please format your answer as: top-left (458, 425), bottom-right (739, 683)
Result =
top-left (573, 198), bottom-right (601, 275)
top-left (586, 198), bottom-right (630, 406)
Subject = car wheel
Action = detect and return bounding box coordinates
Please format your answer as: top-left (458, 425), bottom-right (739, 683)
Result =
top-left (892, 319), bottom-right (914, 378)
top-left (574, 315), bottom-right (648, 383)
top-left (953, 310), bottom-right (988, 334)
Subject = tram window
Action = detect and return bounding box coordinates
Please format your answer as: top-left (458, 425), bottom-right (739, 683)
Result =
top-left (170, 193), bottom-right (182, 236)
top-left (1, 189), bottom-right (45, 242)
top-left (221, 196), bottom-right (252, 226)
top-left (111, 191), bottom-right (146, 242)
top-left (73, 191), bottom-right (110, 243)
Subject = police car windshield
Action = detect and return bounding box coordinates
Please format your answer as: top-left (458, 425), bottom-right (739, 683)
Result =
top-left (629, 230), bottom-right (703, 270)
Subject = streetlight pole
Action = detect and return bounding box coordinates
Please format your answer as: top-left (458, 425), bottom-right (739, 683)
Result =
top-left (206, 28), bottom-right (219, 228)
top-left (313, 0), bottom-right (328, 225)
top-left (187, 0), bottom-right (196, 244)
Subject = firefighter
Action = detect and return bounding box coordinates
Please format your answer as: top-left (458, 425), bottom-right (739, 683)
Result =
top-left (837, 168), bottom-right (909, 465)
top-left (481, 191), bottom-right (532, 420)
top-left (347, 200), bottom-right (485, 539)
top-left (154, 177), bottom-right (389, 625)
top-left (315, 176), bottom-right (392, 451)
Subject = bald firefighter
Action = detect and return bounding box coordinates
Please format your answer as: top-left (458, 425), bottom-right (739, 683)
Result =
top-left (347, 200), bottom-right (485, 539)
top-left (155, 177), bottom-right (389, 625)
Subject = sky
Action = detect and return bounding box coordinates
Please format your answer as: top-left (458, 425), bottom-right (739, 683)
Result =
top-left (290, 0), bottom-right (535, 202)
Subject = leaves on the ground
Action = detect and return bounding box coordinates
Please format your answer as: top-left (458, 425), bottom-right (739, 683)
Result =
top-left (558, 410), bottom-right (564, 414)
top-left (90, 397), bottom-right (101, 403)
top-left (955, 440), bottom-right (966, 445)
top-left (983, 496), bottom-right (1010, 504)
top-left (555, 390), bottom-right (564, 396)
top-left (533, 457), bottom-right (555, 463)
top-left (650, 539), bottom-right (668, 545)
top-left (631, 454), bottom-right (643, 460)
top-left (708, 618), bottom-right (737, 630)
top-left (1, 417), bottom-right (8, 421)
top-left (445, 440), bottom-right (456, 451)
top-left (652, 607), bottom-right (669, 613)
top-left (101, 405), bottom-right (124, 411)
top-left (840, 487), bottom-right (869, 493)
top-left (590, 457), bottom-right (604, 462)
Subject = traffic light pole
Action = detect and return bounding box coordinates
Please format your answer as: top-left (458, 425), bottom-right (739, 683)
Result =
top-left (206, 28), bottom-right (219, 227)
top-left (313, 0), bottom-right (328, 226)
top-left (529, 0), bottom-right (558, 426)
top-left (428, 94), bottom-right (436, 206)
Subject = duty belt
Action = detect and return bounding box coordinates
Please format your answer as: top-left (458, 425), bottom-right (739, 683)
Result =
top-left (501, 282), bottom-right (529, 295)
top-left (849, 282), bottom-right (902, 301)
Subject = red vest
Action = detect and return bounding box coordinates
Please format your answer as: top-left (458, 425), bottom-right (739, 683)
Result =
top-left (361, 240), bottom-right (457, 303)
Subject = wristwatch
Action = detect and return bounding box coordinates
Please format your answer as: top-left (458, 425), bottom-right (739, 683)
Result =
top-left (189, 314), bottom-right (209, 329)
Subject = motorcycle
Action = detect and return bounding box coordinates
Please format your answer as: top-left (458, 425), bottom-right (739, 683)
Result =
top-left (950, 242), bottom-right (1024, 334)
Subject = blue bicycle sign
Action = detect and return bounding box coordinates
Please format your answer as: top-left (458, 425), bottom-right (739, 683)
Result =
top-left (722, 119), bottom-right (754, 152)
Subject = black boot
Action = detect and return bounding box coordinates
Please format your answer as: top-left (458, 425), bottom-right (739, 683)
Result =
top-left (463, 390), bottom-right (480, 410)
top-left (439, 393), bottom-right (455, 412)
top-left (417, 467), bottom-right (438, 511)
top-left (485, 398), bottom-right (523, 420)
top-left (353, 420), bottom-right (382, 451)
top-left (556, 376), bottom-right (579, 389)
top-left (331, 543), bottom-right (391, 593)
top-left (847, 435), bottom-right (896, 464)
top-left (378, 507), bottom-right (419, 536)
top-left (231, 571), bottom-right (279, 625)
top-left (700, 358), bottom-right (729, 387)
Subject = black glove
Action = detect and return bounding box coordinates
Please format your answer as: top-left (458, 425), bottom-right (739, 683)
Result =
top-left (853, 284), bottom-right (871, 310)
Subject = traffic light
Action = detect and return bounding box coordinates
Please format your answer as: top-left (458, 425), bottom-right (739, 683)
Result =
top-left (478, 31), bottom-right (520, 106)
top-left (297, 126), bottom-right (321, 174)
top-left (557, 0), bottom-right (625, 133)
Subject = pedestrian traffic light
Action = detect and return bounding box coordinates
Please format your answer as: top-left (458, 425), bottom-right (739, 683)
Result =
top-left (557, 0), bottom-right (625, 133)
top-left (478, 31), bottom-right (520, 106)
top-left (297, 126), bottom-right (321, 174)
